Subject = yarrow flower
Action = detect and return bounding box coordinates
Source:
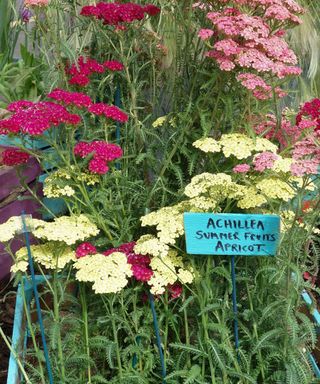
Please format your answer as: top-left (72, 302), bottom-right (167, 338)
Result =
top-left (253, 151), bottom-right (278, 172)
top-left (74, 141), bottom-right (123, 174)
top-left (193, 134), bottom-right (277, 160)
top-left (0, 101), bottom-right (80, 135)
top-left (296, 98), bottom-right (320, 132)
top-left (74, 252), bottom-right (133, 294)
top-left (24, 0), bottom-right (49, 7)
top-left (76, 242), bottom-right (97, 258)
top-left (33, 215), bottom-right (100, 245)
top-left (47, 89), bottom-right (92, 108)
top-left (12, 243), bottom-right (76, 273)
top-left (103, 60), bottom-right (124, 71)
top-left (233, 164), bottom-right (250, 173)
top-left (43, 167), bottom-right (99, 198)
top-left (1, 148), bottom-right (30, 166)
top-left (202, 2), bottom-right (302, 98)
top-left (88, 103), bottom-right (128, 123)
top-left (80, 2), bottom-right (160, 26)
top-left (66, 56), bottom-right (105, 87)
top-left (198, 29), bottom-right (215, 40)
top-left (104, 241), bottom-right (153, 282)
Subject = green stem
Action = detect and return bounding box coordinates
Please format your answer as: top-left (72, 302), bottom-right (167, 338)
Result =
top-left (182, 291), bottom-right (191, 369)
top-left (109, 296), bottom-right (123, 378)
top-left (53, 272), bottom-right (66, 382)
top-left (80, 284), bottom-right (92, 383)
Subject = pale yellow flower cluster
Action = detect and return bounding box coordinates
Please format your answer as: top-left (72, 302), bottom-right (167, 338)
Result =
top-left (0, 214), bottom-right (99, 246)
top-left (237, 187), bottom-right (267, 209)
top-left (193, 134), bottom-right (277, 159)
top-left (44, 184), bottom-right (75, 198)
top-left (256, 178), bottom-right (296, 201)
top-left (0, 216), bottom-right (44, 242)
top-left (141, 205), bottom-right (184, 245)
top-left (74, 252), bottom-right (132, 294)
top-left (152, 116), bottom-right (167, 128)
top-left (134, 235), bottom-right (169, 258)
top-left (33, 215), bottom-right (99, 245)
top-left (43, 168), bottom-right (99, 198)
top-left (11, 243), bottom-right (76, 273)
top-left (184, 173), bottom-right (240, 201)
top-left (148, 249), bottom-right (194, 295)
top-left (272, 157), bottom-right (293, 173)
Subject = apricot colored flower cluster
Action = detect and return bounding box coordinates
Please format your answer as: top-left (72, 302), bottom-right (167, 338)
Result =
top-left (200, 1), bottom-right (302, 99)
top-left (0, 100), bottom-right (80, 136)
top-left (66, 56), bottom-right (124, 87)
top-left (1, 148), bottom-right (30, 166)
top-left (25, 0), bottom-right (49, 7)
top-left (255, 114), bottom-right (301, 148)
top-left (290, 132), bottom-right (320, 176)
top-left (80, 2), bottom-right (160, 26)
top-left (74, 141), bottom-right (123, 174)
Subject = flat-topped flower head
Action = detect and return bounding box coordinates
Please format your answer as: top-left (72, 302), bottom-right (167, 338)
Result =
top-left (1, 148), bottom-right (30, 166)
top-left (12, 243), bottom-right (76, 273)
top-left (33, 215), bottom-right (100, 245)
top-left (0, 101), bottom-right (80, 135)
top-left (80, 2), bottom-right (160, 26)
top-left (25, 0), bottom-right (49, 7)
top-left (74, 252), bottom-right (132, 294)
top-left (74, 141), bottom-right (123, 174)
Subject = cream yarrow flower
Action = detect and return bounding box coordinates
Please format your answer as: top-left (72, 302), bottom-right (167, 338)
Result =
top-left (134, 235), bottom-right (169, 258)
top-left (256, 178), bottom-right (295, 201)
top-left (141, 205), bottom-right (185, 245)
top-left (11, 243), bottom-right (76, 273)
top-left (74, 252), bottom-right (132, 294)
top-left (43, 184), bottom-right (75, 198)
top-left (193, 134), bottom-right (277, 159)
top-left (33, 215), bottom-right (99, 245)
top-left (148, 249), bottom-right (194, 295)
top-left (193, 138), bottom-right (221, 153)
top-left (0, 216), bottom-right (45, 242)
top-left (184, 173), bottom-right (240, 201)
top-left (272, 157), bottom-right (293, 173)
top-left (236, 187), bottom-right (267, 209)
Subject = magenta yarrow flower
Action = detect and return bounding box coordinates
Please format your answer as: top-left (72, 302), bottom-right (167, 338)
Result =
top-left (1, 148), bottom-right (30, 166)
top-left (76, 242), bottom-right (97, 258)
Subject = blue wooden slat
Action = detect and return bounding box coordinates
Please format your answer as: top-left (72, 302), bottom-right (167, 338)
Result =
top-left (7, 276), bottom-right (48, 384)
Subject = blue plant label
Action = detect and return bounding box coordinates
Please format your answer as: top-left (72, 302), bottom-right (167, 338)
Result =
top-left (184, 213), bottom-right (280, 256)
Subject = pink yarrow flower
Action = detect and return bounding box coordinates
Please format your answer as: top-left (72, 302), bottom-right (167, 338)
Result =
top-left (253, 152), bottom-right (278, 172)
top-left (198, 29), bottom-right (214, 40)
top-left (25, 0), bottom-right (49, 6)
top-left (233, 164), bottom-right (250, 173)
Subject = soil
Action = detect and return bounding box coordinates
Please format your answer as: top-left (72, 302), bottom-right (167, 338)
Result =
top-left (0, 276), bottom-right (16, 384)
